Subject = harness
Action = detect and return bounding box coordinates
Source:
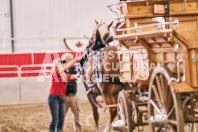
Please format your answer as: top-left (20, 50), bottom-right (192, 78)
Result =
top-left (81, 47), bottom-right (103, 87)
top-left (82, 47), bottom-right (123, 112)
top-left (83, 48), bottom-right (104, 95)
top-left (80, 27), bottom-right (114, 111)
top-left (94, 48), bottom-right (104, 83)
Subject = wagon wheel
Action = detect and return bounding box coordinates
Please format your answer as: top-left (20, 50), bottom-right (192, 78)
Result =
top-left (184, 94), bottom-right (198, 132)
top-left (117, 90), bottom-right (134, 132)
top-left (148, 66), bottom-right (184, 132)
top-left (186, 123), bottom-right (198, 132)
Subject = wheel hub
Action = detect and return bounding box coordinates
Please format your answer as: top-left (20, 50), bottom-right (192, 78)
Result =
top-left (149, 112), bottom-right (168, 127)
top-left (112, 119), bottom-right (125, 131)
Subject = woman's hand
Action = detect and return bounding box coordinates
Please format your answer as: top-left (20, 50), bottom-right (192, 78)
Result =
top-left (75, 72), bottom-right (81, 79)
top-left (62, 57), bottom-right (82, 72)
top-left (75, 57), bottom-right (82, 62)
top-left (70, 72), bottom-right (81, 80)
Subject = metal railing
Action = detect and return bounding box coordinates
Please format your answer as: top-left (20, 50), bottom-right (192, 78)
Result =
top-left (116, 20), bottom-right (179, 32)
top-left (0, 65), bottom-right (19, 76)
top-left (19, 64), bottom-right (52, 77)
top-left (0, 64), bottom-right (53, 104)
top-left (0, 64), bottom-right (53, 78)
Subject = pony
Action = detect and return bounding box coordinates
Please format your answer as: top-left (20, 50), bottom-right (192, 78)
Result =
top-left (81, 20), bottom-right (131, 132)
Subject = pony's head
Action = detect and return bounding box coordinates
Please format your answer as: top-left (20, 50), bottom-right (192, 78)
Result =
top-left (90, 20), bottom-right (113, 45)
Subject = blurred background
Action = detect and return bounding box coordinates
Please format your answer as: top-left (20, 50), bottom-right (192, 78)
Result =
top-left (0, 0), bottom-right (117, 53)
top-left (0, 0), bottom-right (119, 104)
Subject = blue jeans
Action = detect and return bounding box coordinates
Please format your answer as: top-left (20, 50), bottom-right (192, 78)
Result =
top-left (48, 95), bottom-right (65, 131)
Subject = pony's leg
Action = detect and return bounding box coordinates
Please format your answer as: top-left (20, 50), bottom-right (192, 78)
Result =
top-left (87, 94), bottom-right (100, 132)
top-left (99, 83), bottom-right (117, 132)
top-left (102, 93), bottom-right (117, 132)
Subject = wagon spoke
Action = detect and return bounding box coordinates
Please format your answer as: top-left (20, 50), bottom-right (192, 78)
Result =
top-left (122, 102), bottom-right (127, 118)
top-left (152, 85), bottom-right (161, 106)
top-left (164, 77), bottom-right (168, 101)
top-left (166, 89), bottom-right (173, 111)
top-left (156, 75), bottom-right (164, 107)
top-left (168, 120), bottom-right (177, 125)
top-left (159, 74), bottom-right (165, 95)
top-left (167, 124), bottom-right (176, 132)
top-left (168, 106), bottom-right (175, 118)
top-left (118, 103), bottom-right (124, 119)
top-left (156, 127), bottom-right (162, 132)
top-left (165, 84), bottom-right (171, 110)
top-left (150, 100), bottom-right (161, 113)
top-left (117, 109), bottom-right (121, 117)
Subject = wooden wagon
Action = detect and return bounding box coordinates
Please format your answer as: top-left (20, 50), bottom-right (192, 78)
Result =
top-left (109, 0), bottom-right (198, 131)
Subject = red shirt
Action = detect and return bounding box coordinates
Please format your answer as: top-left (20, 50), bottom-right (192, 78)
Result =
top-left (49, 69), bottom-right (72, 96)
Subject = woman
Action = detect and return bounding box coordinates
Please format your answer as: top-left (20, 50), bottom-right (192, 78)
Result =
top-left (48, 57), bottom-right (81, 132)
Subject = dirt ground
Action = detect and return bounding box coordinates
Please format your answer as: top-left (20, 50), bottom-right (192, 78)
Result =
top-left (1, 100), bottom-right (196, 132)
top-left (0, 100), bottom-right (118, 132)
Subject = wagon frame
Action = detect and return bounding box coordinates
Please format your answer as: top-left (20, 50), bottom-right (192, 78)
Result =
top-left (109, 0), bottom-right (198, 131)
